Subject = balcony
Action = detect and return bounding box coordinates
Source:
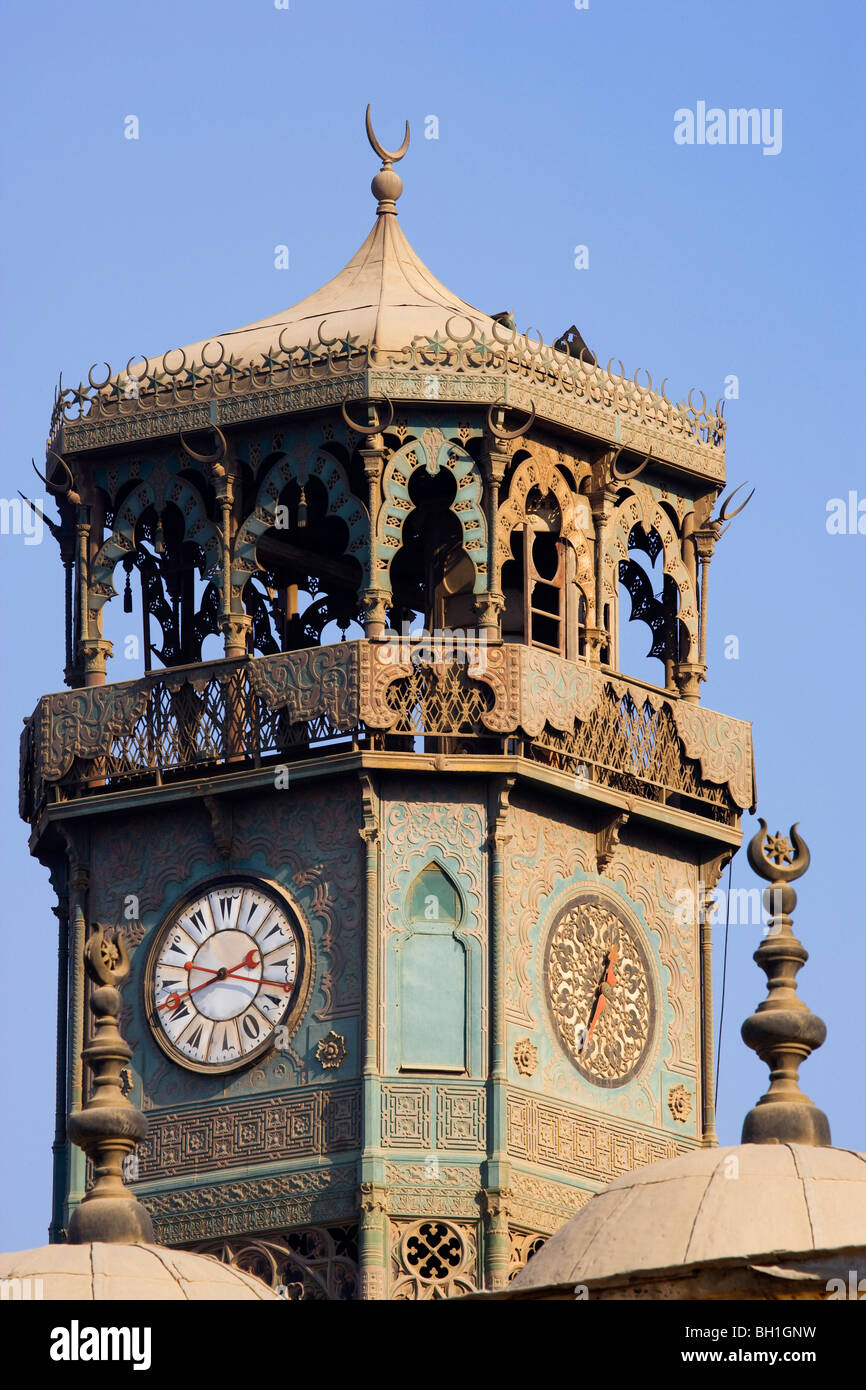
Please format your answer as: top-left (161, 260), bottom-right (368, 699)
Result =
top-left (20, 641), bottom-right (753, 827)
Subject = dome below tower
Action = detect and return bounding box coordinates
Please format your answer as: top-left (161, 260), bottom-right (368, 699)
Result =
top-left (501, 1144), bottom-right (866, 1299)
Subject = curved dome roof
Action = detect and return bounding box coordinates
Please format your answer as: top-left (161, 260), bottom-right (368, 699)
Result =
top-left (510, 1143), bottom-right (866, 1291)
top-left (177, 210), bottom-right (498, 368)
top-left (0, 1242), bottom-right (280, 1301)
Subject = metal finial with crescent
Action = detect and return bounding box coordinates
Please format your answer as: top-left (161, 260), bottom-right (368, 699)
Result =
top-left (487, 398), bottom-right (536, 441)
top-left (365, 104), bottom-right (410, 165)
top-left (342, 396), bottom-right (395, 435)
top-left (712, 480), bottom-right (754, 538)
top-left (180, 426), bottom-right (228, 477)
top-left (747, 818), bottom-right (811, 884)
top-left (32, 450), bottom-right (81, 506)
top-left (611, 445), bottom-right (653, 483)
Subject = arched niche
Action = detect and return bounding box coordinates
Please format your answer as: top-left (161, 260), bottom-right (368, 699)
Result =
top-left (396, 863), bottom-right (468, 1074)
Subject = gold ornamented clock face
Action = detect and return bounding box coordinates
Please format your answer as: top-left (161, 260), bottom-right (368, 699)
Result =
top-left (145, 881), bottom-right (305, 1073)
top-left (544, 895), bottom-right (655, 1087)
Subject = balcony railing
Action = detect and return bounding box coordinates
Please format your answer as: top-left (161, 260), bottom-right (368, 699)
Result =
top-left (20, 641), bottom-right (753, 826)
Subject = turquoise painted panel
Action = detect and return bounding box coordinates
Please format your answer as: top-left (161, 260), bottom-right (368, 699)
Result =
top-left (400, 931), bottom-right (466, 1071)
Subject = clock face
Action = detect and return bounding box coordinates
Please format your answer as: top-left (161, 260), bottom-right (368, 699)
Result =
top-left (544, 895), bottom-right (655, 1088)
top-left (146, 881), bottom-right (304, 1073)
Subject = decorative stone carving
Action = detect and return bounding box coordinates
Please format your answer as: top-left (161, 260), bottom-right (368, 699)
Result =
top-left (136, 1086), bottom-right (360, 1179)
top-left (194, 1224), bottom-right (359, 1300)
top-left (316, 1031), bottom-right (347, 1070)
top-left (508, 1170), bottom-right (594, 1235)
top-left (667, 1084), bottom-right (692, 1123)
top-left (596, 808), bottom-right (630, 876)
top-left (248, 642), bottom-right (361, 731)
top-left (381, 1084), bottom-right (431, 1149)
top-left (22, 641), bottom-right (753, 823)
top-left (145, 1165), bottom-right (357, 1245)
top-left (513, 1038), bottom-right (538, 1077)
top-left (672, 700), bottom-right (754, 810)
top-left (508, 1229), bottom-right (548, 1281)
top-left (437, 1087), bottom-right (486, 1148)
top-left (390, 1218), bottom-right (478, 1299)
top-left (507, 1091), bottom-right (689, 1181)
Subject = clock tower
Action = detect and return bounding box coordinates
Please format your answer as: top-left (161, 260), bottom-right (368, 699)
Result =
top-left (21, 111), bottom-right (754, 1298)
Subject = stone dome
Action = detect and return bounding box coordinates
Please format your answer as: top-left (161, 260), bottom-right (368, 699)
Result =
top-left (173, 206), bottom-right (499, 369)
top-left (0, 1242), bottom-right (281, 1301)
top-left (509, 1143), bottom-right (866, 1295)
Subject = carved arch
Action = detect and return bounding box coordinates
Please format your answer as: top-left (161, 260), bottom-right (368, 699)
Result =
top-left (232, 436), bottom-right (369, 595)
top-left (496, 452), bottom-right (595, 619)
top-left (609, 484), bottom-right (699, 655)
top-left (89, 473), bottom-right (221, 621)
top-left (377, 429), bottom-right (487, 594)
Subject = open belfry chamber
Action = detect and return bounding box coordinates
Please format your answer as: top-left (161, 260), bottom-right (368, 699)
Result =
top-left (20, 109), bottom-right (756, 1298)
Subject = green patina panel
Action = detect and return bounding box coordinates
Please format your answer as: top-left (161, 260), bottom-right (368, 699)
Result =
top-left (400, 930), bottom-right (466, 1071)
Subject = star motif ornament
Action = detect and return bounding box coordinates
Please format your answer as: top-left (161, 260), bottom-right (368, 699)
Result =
top-left (764, 832), bottom-right (794, 865)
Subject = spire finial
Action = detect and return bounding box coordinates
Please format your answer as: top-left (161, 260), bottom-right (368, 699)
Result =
top-left (740, 819), bottom-right (831, 1146)
top-left (67, 924), bottom-right (155, 1243)
top-left (365, 104), bottom-right (409, 215)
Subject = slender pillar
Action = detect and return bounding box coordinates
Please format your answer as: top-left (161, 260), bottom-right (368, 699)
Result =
top-left (699, 852), bottom-right (730, 1146)
top-left (63, 839), bottom-right (90, 1222)
top-left (358, 775), bottom-right (387, 1298)
top-left (477, 440), bottom-right (509, 641)
top-left (360, 437), bottom-right (389, 639)
top-left (585, 482), bottom-right (618, 667)
top-left (49, 866), bottom-right (69, 1242)
top-left (483, 775), bottom-right (514, 1290)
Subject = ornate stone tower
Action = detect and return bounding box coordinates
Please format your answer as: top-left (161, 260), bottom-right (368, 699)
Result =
top-left (21, 111), bottom-right (755, 1298)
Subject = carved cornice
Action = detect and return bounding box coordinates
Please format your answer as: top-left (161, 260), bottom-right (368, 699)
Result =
top-left (52, 331), bottom-right (725, 484)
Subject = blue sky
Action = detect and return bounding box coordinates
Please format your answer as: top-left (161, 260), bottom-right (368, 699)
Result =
top-left (1, 0), bottom-right (864, 1249)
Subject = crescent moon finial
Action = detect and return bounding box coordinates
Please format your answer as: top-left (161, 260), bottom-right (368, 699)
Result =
top-left (365, 105), bottom-right (410, 214)
top-left (365, 104), bottom-right (410, 165)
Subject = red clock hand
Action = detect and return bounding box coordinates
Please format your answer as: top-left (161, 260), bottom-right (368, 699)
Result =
top-left (159, 951), bottom-right (263, 1012)
top-left (185, 949), bottom-right (260, 976)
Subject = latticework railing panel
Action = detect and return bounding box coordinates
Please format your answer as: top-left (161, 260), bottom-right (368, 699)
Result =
top-left (21, 643), bottom-right (747, 826)
top-left (384, 664), bottom-right (495, 736)
top-left (527, 692), bottom-right (735, 822)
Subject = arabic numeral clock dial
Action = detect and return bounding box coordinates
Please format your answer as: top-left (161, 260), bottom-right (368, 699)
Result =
top-left (545, 895), bottom-right (656, 1088)
top-left (146, 881), bottom-right (307, 1073)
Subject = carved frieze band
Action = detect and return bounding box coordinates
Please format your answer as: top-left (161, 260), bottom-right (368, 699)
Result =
top-left (508, 1170), bottom-right (595, 1236)
top-left (136, 1085), bottom-right (360, 1180)
top-left (143, 1164), bottom-right (357, 1246)
top-left (507, 1091), bottom-right (688, 1182)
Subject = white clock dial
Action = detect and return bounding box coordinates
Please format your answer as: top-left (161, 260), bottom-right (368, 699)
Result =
top-left (147, 882), bottom-right (304, 1073)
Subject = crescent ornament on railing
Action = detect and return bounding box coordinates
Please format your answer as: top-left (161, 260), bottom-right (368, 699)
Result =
top-left (611, 445), bottom-right (653, 482)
